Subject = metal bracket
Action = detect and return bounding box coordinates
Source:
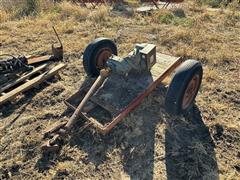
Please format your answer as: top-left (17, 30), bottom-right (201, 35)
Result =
top-left (52, 26), bottom-right (63, 61)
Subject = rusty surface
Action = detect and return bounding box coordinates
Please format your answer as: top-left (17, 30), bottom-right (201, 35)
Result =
top-left (182, 74), bottom-right (200, 110)
top-left (41, 141), bottom-right (60, 153)
top-left (140, 0), bottom-right (184, 8)
top-left (43, 121), bottom-right (67, 139)
top-left (96, 47), bottom-right (113, 69)
top-left (27, 27), bottom-right (63, 65)
top-left (52, 26), bottom-right (63, 61)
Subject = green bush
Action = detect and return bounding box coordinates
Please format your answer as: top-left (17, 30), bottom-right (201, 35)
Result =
top-left (197, 0), bottom-right (231, 8)
top-left (158, 13), bottom-right (175, 24)
top-left (158, 11), bottom-right (195, 27)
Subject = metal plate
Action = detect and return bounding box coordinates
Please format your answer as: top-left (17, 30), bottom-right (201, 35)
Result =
top-left (89, 53), bottom-right (180, 115)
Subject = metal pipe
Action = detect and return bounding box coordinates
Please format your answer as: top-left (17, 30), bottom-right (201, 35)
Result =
top-left (65, 69), bottom-right (110, 129)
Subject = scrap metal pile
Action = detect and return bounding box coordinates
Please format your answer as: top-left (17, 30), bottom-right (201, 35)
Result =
top-left (0, 55), bottom-right (32, 75)
top-left (0, 27), bottom-right (66, 106)
top-left (140, 0), bottom-right (184, 8)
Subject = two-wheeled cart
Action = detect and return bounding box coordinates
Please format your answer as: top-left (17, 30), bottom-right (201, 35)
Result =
top-left (42, 38), bottom-right (203, 152)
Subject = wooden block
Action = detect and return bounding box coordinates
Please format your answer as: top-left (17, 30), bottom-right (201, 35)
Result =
top-left (27, 55), bottom-right (53, 65)
top-left (0, 63), bottom-right (66, 105)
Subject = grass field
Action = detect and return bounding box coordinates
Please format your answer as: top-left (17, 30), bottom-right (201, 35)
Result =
top-left (0, 0), bottom-right (240, 179)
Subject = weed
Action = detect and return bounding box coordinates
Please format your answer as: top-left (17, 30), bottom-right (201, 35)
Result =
top-left (197, 0), bottom-right (235, 8)
top-left (89, 6), bottom-right (110, 23)
top-left (158, 12), bottom-right (175, 24)
top-left (0, 9), bottom-right (10, 22)
top-left (57, 1), bottom-right (89, 21)
top-left (224, 10), bottom-right (240, 26)
top-left (16, 0), bottom-right (39, 17)
top-left (156, 10), bottom-right (195, 27)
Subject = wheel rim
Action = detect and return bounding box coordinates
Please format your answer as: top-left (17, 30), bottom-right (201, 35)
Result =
top-left (96, 47), bottom-right (112, 70)
top-left (182, 74), bottom-right (200, 110)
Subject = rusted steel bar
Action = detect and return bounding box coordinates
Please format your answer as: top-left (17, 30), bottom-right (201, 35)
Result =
top-left (65, 69), bottom-right (110, 130)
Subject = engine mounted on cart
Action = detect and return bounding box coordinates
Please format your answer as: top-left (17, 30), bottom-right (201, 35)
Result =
top-left (106, 43), bottom-right (156, 75)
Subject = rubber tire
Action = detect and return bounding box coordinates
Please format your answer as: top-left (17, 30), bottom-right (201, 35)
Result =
top-left (83, 38), bottom-right (117, 77)
top-left (165, 59), bottom-right (203, 116)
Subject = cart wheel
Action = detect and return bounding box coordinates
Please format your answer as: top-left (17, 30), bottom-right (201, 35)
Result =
top-left (165, 59), bottom-right (203, 116)
top-left (83, 38), bottom-right (117, 77)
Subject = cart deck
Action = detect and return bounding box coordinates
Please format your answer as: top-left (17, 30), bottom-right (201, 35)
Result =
top-left (65, 53), bottom-right (183, 134)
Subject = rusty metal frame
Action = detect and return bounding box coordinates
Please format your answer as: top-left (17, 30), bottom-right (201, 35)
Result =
top-left (140, 0), bottom-right (184, 9)
top-left (65, 56), bottom-right (183, 135)
top-left (71, 0), bottom-right (123, 7)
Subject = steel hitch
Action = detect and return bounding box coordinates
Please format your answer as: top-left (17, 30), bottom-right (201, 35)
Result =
top-left (41, 69), bottom-right (110, 154)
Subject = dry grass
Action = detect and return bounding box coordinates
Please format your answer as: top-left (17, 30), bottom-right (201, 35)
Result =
top-left (0, 0), bottom-right (240, 179)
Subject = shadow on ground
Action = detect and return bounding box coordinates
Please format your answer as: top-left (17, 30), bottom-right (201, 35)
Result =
top-left (0, 76), bottom-right (60, 133)
top-left (60, 104), bottom-right (219, 179)
top-left (165, 106), bottom-right (219, 180)
top-left (35, 77), bottom-right (218, 179)
top-left (38, 105), bottom-right (219, 179)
